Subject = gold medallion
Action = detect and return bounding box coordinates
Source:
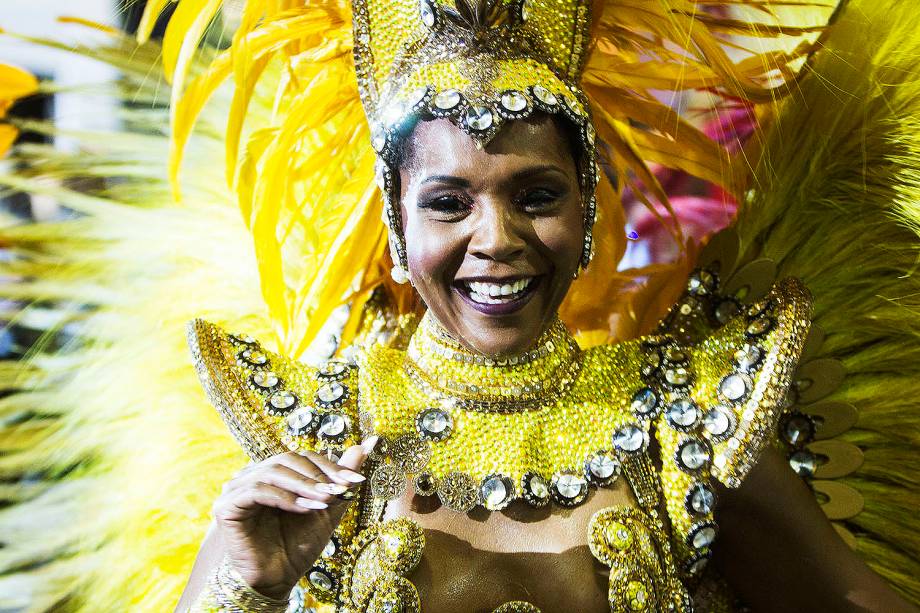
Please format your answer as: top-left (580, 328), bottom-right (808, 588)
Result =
top-left (389, 433), bottom-right (432, 473)
top-left (437, 471), bottom-right (479, 513)
top-left (370, 463), bottom-right (407, 501)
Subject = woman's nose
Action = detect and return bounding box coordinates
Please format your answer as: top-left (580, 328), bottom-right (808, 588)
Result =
top-left (467, 203), bottom-right (528, 262)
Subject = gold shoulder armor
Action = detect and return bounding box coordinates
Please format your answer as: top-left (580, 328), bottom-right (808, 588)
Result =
top-left (186, 319), bottom-right (361, 462)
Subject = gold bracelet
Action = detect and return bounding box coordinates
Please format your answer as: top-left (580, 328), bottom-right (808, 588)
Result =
top-left (207, 558), bottom-right (296, 613)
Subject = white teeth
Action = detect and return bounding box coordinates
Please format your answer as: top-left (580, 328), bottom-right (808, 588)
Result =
top-left (464, 278), bottom-right (533, 304)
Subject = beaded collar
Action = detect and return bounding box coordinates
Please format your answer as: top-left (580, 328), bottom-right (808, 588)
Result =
top-left (404, 313), bottom-right (583, 412)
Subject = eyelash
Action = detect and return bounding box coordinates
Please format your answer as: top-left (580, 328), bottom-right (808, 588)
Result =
top-left (418, 189), bottom-right (563, 217)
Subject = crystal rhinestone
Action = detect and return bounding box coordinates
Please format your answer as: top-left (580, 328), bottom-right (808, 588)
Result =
top-left (689, 523), bottom-right (717, 549)
top-left (520, 0), bottom-right (530, 21)
top-left (585, 122), bottom-right (596, 146)
top-left (269, 390), bottom-right (296, 411)
top-left (645, 349), bottom-right (662, 370)
top-left (433, 89), bottom-right (461, 110)
top-left (417, 407), bottom-right (453, 440)
top-left (521, 472), bottom-right (550, 507)
top-left (678, 440), bottom-right (711, 471)
top-left (664, 346), bottom-right (688, 364)
top-left (480, 474), bottom-right (514, 511)
top-left (746, 317), bottom-right (774, 337)
top-left (626, 581), bottom-right (648, 611)
top-left (789, 449), bottom-right (818, 477)
top-left (686, 552), bottom-right (711, 575)
top-left (500, 90), bottom-right (528, 112)
top-left (371, 127), bottom-right (386, 152)
top-left (414, 472), bottom-right (437, 496)
top-left (719, 373), bottom-right (750, 402)
top-left (686, 483), bottom-right (716, 515)
top-left (687, 269), bottom-right (717, 295)
top-left (465, 106), bottom-right (493, 131)
top-left (419, 0), bottom-right (436, 28)
top-left (532, 85), bottom-right (557, 106)
top-left (317, 382), bottom-right (345, 404)
top-left (286, 407), bottom-right (316, 434)
top-left (613, 424), bottom-right (647, 453)
top-left (551, 472), bottom-right (588, 504)
top-left (251, 370), bottom-right (279, 390)
top-left (746, 300), bottom-right (772, 318)
top-left (665, 367), bottom-right (690, 386)
top-left (604, 521), bottom-right (632, 550)
top-left (666, 398), bottom-right (699, 429)
top-left (733, 344), bottom-right (763, 371)
top-left (318, 412), bottom-right (347, 438)
top-left (702, 406), bottom-right (733, 438)
top-left (308, 568), bottom-right (334, 591)
top-left (586, 452), bottom-right (620, 484)
top-left (322, 538), bottom-right (337, 557)
top-left (630, 388), bottom-right (658, 417)
top-left (318, 361), bottom-right (348, 379)
top-left (782, 413), bottom-right (815, 447)
top-left (240, 349), bottom-right (268, 366)
top-left (715, 299), bottom-right (740, 324)
top-left (229, 333), bottom-right (256, 345)
top-left (375, 162), bottom-right (387, 191)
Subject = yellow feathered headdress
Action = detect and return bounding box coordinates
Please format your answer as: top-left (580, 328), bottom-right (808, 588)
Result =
top-left (152, 0), bottom-right (831, 356)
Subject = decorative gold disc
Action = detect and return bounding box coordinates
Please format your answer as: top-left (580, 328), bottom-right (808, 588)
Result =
top-left (436, 471), bottom-right (479, 513)
top-left (370, 463), bottom-right (407, 501)
top-left (389, 433), bottom-right (432, 473)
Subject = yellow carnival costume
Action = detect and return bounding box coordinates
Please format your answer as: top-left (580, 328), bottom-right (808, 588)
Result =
top-left (0, 0), bottom-right (918, 611)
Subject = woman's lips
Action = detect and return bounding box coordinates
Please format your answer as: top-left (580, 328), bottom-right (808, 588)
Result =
top-left (453, 276), bottom-right (541, 316)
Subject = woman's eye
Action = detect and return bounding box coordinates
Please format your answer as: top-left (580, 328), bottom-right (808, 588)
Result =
top-left (517, 189), bottom-right (561, 211)
top-left (419, 195), bottom-right (470, 216)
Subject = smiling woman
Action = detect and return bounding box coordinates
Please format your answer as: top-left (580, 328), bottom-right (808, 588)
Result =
top-left (3, 0), bottom-right (920, 612)
top-left (398, 116), bottom-right (584, 356)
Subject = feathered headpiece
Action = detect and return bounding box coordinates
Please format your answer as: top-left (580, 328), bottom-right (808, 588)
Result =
top-left (152, 0), bottom-right (831, 358)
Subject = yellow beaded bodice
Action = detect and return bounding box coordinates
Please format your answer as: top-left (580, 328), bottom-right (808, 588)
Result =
top-left (188, 274), bottom-right (812, 612)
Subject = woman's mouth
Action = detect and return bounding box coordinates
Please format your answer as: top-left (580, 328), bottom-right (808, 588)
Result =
top-left (454, 276), bottom-right (541, 315)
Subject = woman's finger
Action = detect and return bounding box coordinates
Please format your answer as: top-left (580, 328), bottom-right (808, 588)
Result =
top-left (223, 464), bottom-right (350, 502)
top-left (300, 448), bottom-right (368, 484)
top-left (337, 436), bottom-right (379, 472)
top-left (215, 482), bottom-right (327, 521)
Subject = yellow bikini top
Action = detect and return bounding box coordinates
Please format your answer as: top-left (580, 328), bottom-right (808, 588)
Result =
top-left (187, 274), bottom-right (811, 612)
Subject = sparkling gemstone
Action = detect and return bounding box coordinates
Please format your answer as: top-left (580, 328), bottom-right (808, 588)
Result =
top-left (419, 0), bottom-right (436, 27)
top-left (520, 0), bottom-right (530, 21)
top-left (319, 413), bottom-right (347, 437)
top-left (604, 521), bottom-right (632, 550)
top-left (613, 425), bottom-right (646, 452)
top-left (419, 408), bottom-right (452, 438)
top-left (667, 398), bottom-right (699, 429)
top-left (322, 538), bottom-right (337, 557)
top-left (230, 333), bottom-right (256, 345)
top-left (585, 122), bottom-right (596, 146)
top-left (664, 347), bottom-right (688, 364)
top-left (626, 580), bottom-right (648, 611)
top-left (286, 407), bottom-right (316, 433)
top-left (687, 553), bottom-right (710, 575)
top-left (252, 371), bottom-right (279, 389)
top-left (646, 349), bottom-right (662, 370)
top-left (318, 361), bottom-right (347, 378)
top-left (587, 452), bottom-right (619, 481)
top-left (687, 269), bottom-right (716, 295)
top-left (630, 388), bottom-right (658, 416)
top-left (317, 382), bottom-right (345, 404)
top-left (523, 473), bottom-right (550, 505)
top-left (703, 406), bottom-right (733, 437)
top-left (553, 473), bottom-right (587, 499)
top-left (415, 472), bottom-right (437, 496)
top-left (241, 349), bottom-right (268, 365)
top-left (789, 450), bottom-right (818, 476)
top-left (308, 568), bottom-right (333, 591)
top-left (532, 85), bottom-right (557, 106)
top-left (500, 90), bottom-right (528, 112)
top-left (269, 390), bottom-right (296, 410)
top-left (691, 524), bottom-right (717, 549)
top-left (733, 344), bottom-right (763, 370)
top-left (715, 299), bottom-right (740, 324)
top-left (747, 317), bottom-right (774, 336)
top-left (433, 89), bottom-right (461, 110)
top-left (480, 475), bottom-right (513, 510)
top-left (782, 413), bottom-right (815, 447)
top-left (665, 367), bottom-right (690, 386)
top-left (371, 127), bottom-right (386, 152)
top-left (687, 483), bottom-right (715, 515)
top-left (465, 106), bottom-right (493, 131)
top-left (746, 301), bottom-right (771, 318)
top-left (679, 440), bottom-right (710, 471)
top-left (719, 373), bottom-right (749, 401)
top-left (374, 162), bottom-right (387, 190)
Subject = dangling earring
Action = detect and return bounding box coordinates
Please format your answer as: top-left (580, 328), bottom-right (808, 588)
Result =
top-left (391, 264), bottom-right (410, 285)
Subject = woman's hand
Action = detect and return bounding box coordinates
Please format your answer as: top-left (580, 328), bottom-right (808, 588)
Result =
top-left (211, 437), bottom-right (378, 600)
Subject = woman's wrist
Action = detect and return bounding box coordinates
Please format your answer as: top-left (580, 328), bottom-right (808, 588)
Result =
top-left (204, 557), bottom-right (295, 612)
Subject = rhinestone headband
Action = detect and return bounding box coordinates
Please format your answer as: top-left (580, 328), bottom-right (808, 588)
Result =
top-left (351, 0), bottom-right (600, 271)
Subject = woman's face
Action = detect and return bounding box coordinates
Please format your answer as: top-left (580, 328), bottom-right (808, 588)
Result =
top-left (398, 116), bottom-right (584, 357)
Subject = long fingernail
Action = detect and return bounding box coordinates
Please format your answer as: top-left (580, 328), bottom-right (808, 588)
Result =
top-left (295, 498), bottom-right (328, 509)
top-left (316, 483), bottom-right (348, 495)
top-left (361, 435), bottom-right (380, 455)
top-left (338, 470), bottom-right (366, 483)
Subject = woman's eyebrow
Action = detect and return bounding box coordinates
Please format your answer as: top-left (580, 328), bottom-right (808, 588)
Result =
top-left (510, 164), bottom-right (568, 182)
top-left (420, 174), bottom-right (471, 187)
